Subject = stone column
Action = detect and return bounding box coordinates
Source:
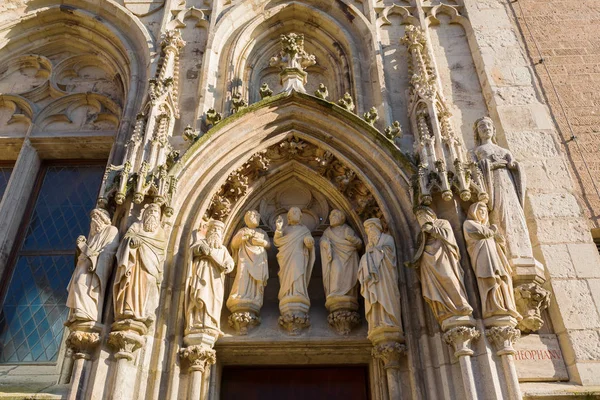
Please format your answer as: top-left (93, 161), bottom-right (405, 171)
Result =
top-left (372, 341), bottom-right (406, 400)
top-left (486, 326), bottom-right (522, 400)
top-left (107, 321), bottom-right (147, 400)
top-left (179, 345), bottom-right (216, 400)
top-left (443, 326), bottom-right (481, 400)
top-left (65, 324), bottom-right (101, 400)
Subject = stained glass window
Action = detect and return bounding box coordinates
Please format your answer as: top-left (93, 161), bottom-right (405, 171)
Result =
top-left (0, 167), bottom-right (12, 201)
top-left (0, 165), bottom-right (104, 363)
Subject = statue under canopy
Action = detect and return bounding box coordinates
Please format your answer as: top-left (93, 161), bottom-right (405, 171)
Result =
top-left (274, 207), bottom-right (315, 333)
top-left (186, 220), bottom-right (234, 338)
top-left (463, 202), bottom-right (521, 327)
top-left (410, 206), bottom-right (473, 330)
top-left (113, 203), bottom-right (167, 324)
top-left (67, 208), bottom-right (119, 324)
top-left (473, 116), bottom-right (532, 264)
top-left (226, 210), bottom-right (270, 334)
top-left (358, 218), bottom-right (403, 342)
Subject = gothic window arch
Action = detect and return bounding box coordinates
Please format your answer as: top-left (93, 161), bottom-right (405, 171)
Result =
top-left (0, 5), bottom-right (147, 368)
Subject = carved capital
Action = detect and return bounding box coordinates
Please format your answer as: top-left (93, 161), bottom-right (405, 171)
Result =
top-left (372, 341), bottom-right (407, 370)
top-left (66, 330), bottom-right (100, 360)
top-left (327, 310), bottom-right (360, 336)
top-left (108, 330), bottom-right (145, 362)
top-left (515, 283), bottom-right (551, 333)
top-left (278, 312), bottom-right (310, 335)
top-left (443, 326), bottom-right (480, 357)
top-left (228, 311), bottom-right (260, 336)
top-left (179, 345), bottom-right (216, 373)
top-left (486, 326), bottom-right (521, 356)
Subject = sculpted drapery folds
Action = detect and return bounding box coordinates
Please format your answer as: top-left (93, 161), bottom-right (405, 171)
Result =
top-left (226, 210), bottom-right (271, 314)
top-left (274, 207), bottom-right (315, 305)
top-left (67, 208), bottom-right (119, 324)
top-left (473, 117), bottom-right (532, 263)
top-left (358, 218), bottom-right (402, 337)
top-left (463, 202), bottom-right (521, 326)
top-left (186, 220), bottom-right (234, 337)
top-left (321, 209), bottom-right (362, 300)
top-left (113, 204), bottom-right (167, 323)
top-left (411, 206), bottom-right (473, 329)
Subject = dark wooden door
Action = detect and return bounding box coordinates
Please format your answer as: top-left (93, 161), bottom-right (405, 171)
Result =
top-left (221, 366), bottom-right (370, 400)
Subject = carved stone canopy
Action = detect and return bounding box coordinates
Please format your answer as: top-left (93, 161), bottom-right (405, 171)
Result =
top-left (205, 135), bottom-right (386, 227)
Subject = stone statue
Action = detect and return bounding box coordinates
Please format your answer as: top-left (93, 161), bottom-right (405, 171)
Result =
top-left (66, 208), bottom-right (119, 324)
top-left (358, 218), bottom-right (403, 342)
top-left (226, 210), bottom-right (271, 334)
top-left (186, 220), bottom-right (234, 338)
top-left (321, 209), bottom-right (362, 334)
top-left (473, 116), bottom-right (532, 264)
top-left (274, 207), bottom-right (315, 333)
top-left (410, 206), bottom-right (474, 330)
top-left (463, 202), bottom-right (521, 326)
top-left (113, 203), bottom-right (167, 323)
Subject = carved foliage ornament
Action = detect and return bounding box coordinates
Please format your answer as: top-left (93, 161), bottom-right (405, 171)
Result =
top-left (205, 137), bottom-right (384, 224)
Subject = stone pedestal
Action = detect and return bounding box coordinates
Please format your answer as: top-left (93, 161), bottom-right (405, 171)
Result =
top-left (443, 326), bottom-right (480, 400)
top-left (279, 68), bottom-right (308, 94)
top-left (278, 296), bottom-right (310, 335)
top-left (441, 314), bottom-right (476, 332)
top-left (325, 295), bottom-right (360, 335)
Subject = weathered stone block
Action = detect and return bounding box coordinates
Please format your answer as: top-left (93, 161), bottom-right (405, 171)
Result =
top-left (551, 279), bottom-right (600, 331)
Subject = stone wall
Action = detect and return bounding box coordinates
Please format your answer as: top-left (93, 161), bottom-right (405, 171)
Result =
top-left (513, 0), bottom-right (600, 230)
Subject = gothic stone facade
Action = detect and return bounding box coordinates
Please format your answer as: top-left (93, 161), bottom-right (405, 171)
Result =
top-left (0, 0), bottom-right (599, 399)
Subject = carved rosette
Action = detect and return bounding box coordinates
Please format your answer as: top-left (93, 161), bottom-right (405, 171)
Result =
top-left (205, 137), bottom-right (385, 225)
top-left (514, 283), bottom-right (551, 333)
top-left (486, 326), bottom-right (521, 356)
top-left (66, 331), bottom-right (101, 360)
top-left (179, 345), bottom-right (217, 373)
top-left (228, 311), bottom-right (260, 336)
top-left (327, 310), bottom-right (360, 336)
top-left (372, 342), bottom-right (407, 370)
top-left (108, 330), bottom-right (146, 362)
top-left (443, 326), bottom-right (480, 358)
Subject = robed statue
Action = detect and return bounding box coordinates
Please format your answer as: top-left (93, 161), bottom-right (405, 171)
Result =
top-left (474, 116), bottom-right (532, 263)
top-left (410, 206), bottom-right (473, 328)
top-left (226, 210), bottom-right (271, 315)
top-left (186, 219), bottom-right (234, 336)
top-left (358, 218), bottom-right (402, 337)
top-left (463, 202), bottom-right (521, 325)
top-left (113, 203), bottom-right (167, 323)
top-left (274, 207), bottom-right (315, 305)
top-left (321, 209), bottom-right (362, 301)
top-left (66, 208), bottom-right (119, 324)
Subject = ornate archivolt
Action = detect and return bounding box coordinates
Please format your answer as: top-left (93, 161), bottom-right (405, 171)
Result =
top-left (205, 135), bottom-right (385, 226)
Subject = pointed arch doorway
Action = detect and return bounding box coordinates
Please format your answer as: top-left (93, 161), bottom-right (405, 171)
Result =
top-left (167, 92), bottom-right (416, 400)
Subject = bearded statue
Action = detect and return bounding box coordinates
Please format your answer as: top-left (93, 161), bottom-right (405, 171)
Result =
top-left (113, 204), bottom-right (167, 324)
